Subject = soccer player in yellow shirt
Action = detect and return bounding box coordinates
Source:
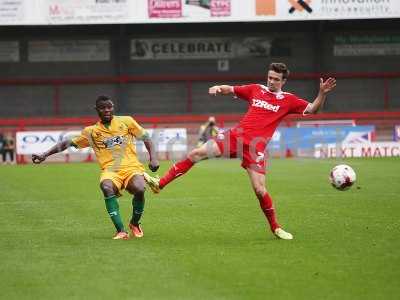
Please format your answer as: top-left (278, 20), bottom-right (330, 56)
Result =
top-left (32, 95), bottom-right (159, 240)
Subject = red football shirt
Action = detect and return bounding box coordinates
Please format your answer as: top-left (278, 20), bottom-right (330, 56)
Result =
top-left (232, 84), bottom-right (310, 146)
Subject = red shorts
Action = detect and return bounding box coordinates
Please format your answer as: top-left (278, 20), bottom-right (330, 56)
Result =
top-left (213, 130), bottom-right (267, 174)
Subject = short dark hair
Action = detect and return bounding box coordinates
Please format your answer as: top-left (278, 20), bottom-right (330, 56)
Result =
top-left (96, 95), bottom-right (112, 106)
top-left (269, 63), bottom-right (290, 80)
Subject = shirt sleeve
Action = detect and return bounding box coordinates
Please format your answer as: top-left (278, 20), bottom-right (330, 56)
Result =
top-left (233, 84), bottom-right (258, 102)
top-left (125, 116), bottom-right (145, 138)
top-left (71, 127), bottom-right (91, 149)
top-left (289, 95), bottom-right (311, 115)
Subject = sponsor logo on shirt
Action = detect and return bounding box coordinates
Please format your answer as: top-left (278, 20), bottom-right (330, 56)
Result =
top-left (252, 99), bottom-right (280, 112)
top-left (103, 135), bottom-right (126, 149)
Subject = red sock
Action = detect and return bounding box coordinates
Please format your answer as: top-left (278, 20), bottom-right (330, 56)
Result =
top-left (259, 192), bottom-right (280, 232)
top-left (159, 158), bottom-right (194, 189)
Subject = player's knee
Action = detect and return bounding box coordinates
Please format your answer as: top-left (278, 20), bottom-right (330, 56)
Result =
top-left (101, 188), bottom-right (115, 198)
top-left (188, 148), bottom-right (205, 162)
top-left (134, 185), bottom-right (145, 195)
top-left (187, 149), bottom-right (198, 161)
top-left (100, 182), bottom-right (115, 197)
top-left (127, 181), bottom-right (146, 195)
top-left (254, 186), bottom-right (266, 199)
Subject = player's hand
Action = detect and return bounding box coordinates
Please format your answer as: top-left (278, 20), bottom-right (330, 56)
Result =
top-left (320, 77), bottom-right (336, 94)
top-left (148, 159), bottom-right (159, 172)
top-left (209, 86), bottom-right (221, 96)
top-left (32, 153), bottom-right (47, 164)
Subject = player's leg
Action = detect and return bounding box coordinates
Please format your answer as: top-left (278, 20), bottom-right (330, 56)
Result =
top-left (100, 179), bottom-right (128, 240)
top-left (246, 168), bottom-right (293, 240)
top-left (246, 169), bottom-right (279, 231)
top-left (125, 174), bottom-right (146, 238)
top-left (161, 139), bottom-right (222, 188)
top-left (145, 139), bottom-right (221, 192)
top-left (5, 150), bottom-right (11, 164)
top-left (10, 150), bottom-right (14, 164)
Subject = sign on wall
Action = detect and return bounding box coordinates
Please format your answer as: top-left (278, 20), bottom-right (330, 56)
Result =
top-left (16, 128), bottom-right (187, 155)
top-left (0, 41), bottom-right (19, 62)
top-left (45, 0), bottom-right (133, 24)
top-left (148, 0), bottom-right (182, 18)
top-left (334, 35), bottom-right (400, 56)
top-left (269, 126), bottom-right (375, 152)
top-left (139, 128), bottom-right (187, 152)
top-left (1, 0), bottom-right (400, 25)
top-left (255, 0), bottom-right (400, 20)
top-left (147, 0), bottom-right (231, 20)
top-left (28, 40), bottom-right (110, 62)
top-left (130, 37), bottom-right (271, 60)
top-left (0, 0), bottom-right (25, 24)
top-left (314, 142), bottom-right (400, 158)
top-left (210, 0), bottom-right (231, 17)
top-left (16, 131), bottom-right (90, 155)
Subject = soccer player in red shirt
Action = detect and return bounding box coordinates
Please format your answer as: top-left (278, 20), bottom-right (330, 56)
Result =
top-left (145, 62), bottom-right (336, 240)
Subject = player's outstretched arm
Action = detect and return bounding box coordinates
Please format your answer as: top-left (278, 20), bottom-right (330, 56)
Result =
top-left (306, 77), bottom-right (336, 114)
top-left (141, 133), bottom-right (159, 172)
top-left (209, 85), bottom-right (234, 96)
top-left (32, 139), bottom-right (72, 164)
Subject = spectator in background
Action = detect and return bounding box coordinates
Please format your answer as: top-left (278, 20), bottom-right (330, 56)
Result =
top-left (2, 133), bottom-right (15, 164)
top-left (197, 116), bottom-right (219, 146)
top-left (0, 133), bottom-right (4, 164)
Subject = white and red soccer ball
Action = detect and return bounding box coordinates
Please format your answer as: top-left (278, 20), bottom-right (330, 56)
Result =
top-left (329, 164), bottom-right (357, 190)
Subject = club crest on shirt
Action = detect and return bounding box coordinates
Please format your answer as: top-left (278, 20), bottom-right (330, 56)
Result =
top-left (217, 133), bottom-right (225, 140)
top-left (119, 123), bottom-right (127, 131)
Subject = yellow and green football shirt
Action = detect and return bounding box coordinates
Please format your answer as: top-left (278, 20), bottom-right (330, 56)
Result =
top-left (72, 116), bottom-right (146, 171)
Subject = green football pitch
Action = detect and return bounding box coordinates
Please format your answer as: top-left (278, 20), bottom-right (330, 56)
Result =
top-left (1, 158), bottom-right (399, 299)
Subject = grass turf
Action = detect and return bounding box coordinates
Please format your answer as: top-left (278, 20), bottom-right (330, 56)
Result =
top-left (0, 158), bottom-right (399, 299)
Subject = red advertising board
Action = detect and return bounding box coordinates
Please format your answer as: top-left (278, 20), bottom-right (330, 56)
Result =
top-left (210, 0), bottom-right (231, 17)
top-left (148, 0), bottom-right (182, 18)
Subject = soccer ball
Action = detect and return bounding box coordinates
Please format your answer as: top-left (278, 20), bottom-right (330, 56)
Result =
top-left (329, 164), bottom-right (356, 190)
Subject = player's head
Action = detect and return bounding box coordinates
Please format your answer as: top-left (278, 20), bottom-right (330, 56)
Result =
top-left (95, 95), bottom-right (114, 123)
top-left (208, 116), bottom-right (216, 126)
top-left (267, 63), bottom-right (289, 92)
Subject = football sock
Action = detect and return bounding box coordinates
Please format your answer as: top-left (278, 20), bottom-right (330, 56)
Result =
top-left (104, 195), bottom-right (125, 232)
top-left (159, 158), bottom-right (194, 188)
top-left (131, 193), bottom-right (145, 225)
top-left (259, 192), bottom-right (280, 232)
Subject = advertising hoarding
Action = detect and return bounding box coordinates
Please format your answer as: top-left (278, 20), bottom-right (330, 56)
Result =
top-left (1, 0), bottom-right (400, 25)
